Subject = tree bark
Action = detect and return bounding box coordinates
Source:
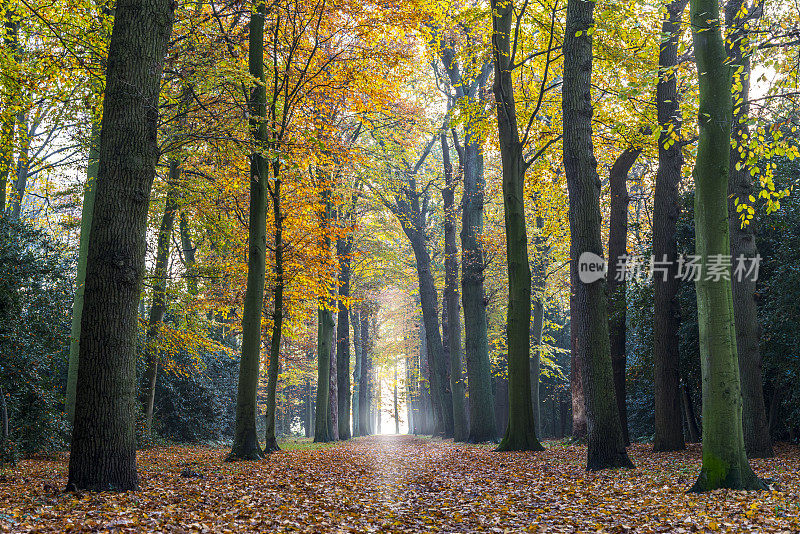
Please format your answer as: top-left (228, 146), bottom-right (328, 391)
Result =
top-left (442, 131), bottom-right (468, 442)
top-left (607, 148), bottom-right (642, 447)
top-left (328, 331), bottom-right (339, 441)
top-left (263, 168), bottom-right (284, 453)
top-left (228, 0), bottom-right (269, 461)
top-left (336, 233), bottom-right (353, 440)
top-left (351, 308), bottom-right (361, 437)
top-left (653, 0), bottom-right (689, 453)
top-left (491, 0), bottom-right (543, 452)
top-left (563, 0), bottom-right (633, 469)
top-left (725, 0), bottom-right (773, 459)
top-left (314, 183), bottom-right (336, 443)
top-left (689, 0), bottom-right (764, 491)
top-left (358, 309), bottom-right (371, 435)
top-left (67, 0), bottom-right (175, 490)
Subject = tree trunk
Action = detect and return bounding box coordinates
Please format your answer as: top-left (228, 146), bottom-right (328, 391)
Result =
top-left (407, 230), bottom-right (454, 437)
top-left (607, 148), bottom-right (642, 447)
top-left (0, 12), bottom-right (19, 215)
top-left (328, 333), bottom-right (339, 440)
top-left (563, 0), bottom-right (632, 469)
top-left (67, 0), bottom-right (175, 490)
top-left (531, 216), bottom-right (549, 440)
top-left (358, 309), bottom-right (371, 435)
top-left (394, 364), bottom-right (400, 434)
top-left (442, 131), bottom-right (468, 442)
top-left (9, 109), bottom-right (29, 219)
top-left (228, 0), bottom-right (269, 461)
top-left (351, 308), bottom-right (361, 437)
top-left (263, 170), bottom-right (284, 453)
top-left (653, 0), bottom-right (689, 453)
top-left (689, 0), bottom-right (764, 491)
top-left (305, 378), bottom-right (312, 438)
top-left (570, 288), bottom-right (587, 439)
top-left (725, 0), bottom-right (773, 459)
top-left (491, 0), bottom-right (543, 452)
top-left (336, 234), bottom-right (352, 440)
top-left (681, 382), bottom-right (701, 442)
top-left (140, 167), bottom-right (179, 437)
top-left (66, 122), bottom-right (100, 423)
top-left (179, 211), bottom-right (198, 295)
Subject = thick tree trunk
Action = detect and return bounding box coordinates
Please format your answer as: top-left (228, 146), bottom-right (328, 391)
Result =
top-left (442, 131), bottom-right (468, 442)
top-left (227, 0), bottom-right (269, 461)
top-left (140, 167), bottom-right (179, 437)
top-left (607, 148), bottom-right (641, 447)
top-left (336, 234), bottom-right (352, 440)
top-left (653, 0), bottom-right (689, 453)
top-left (67, 0), bottom-right (175, 490)
top-left (66, 122), bottom-right (100, 423)
top-left (563, 0), bottom-right (632, 469)
top-left (725, 0), bottom-right (772, 459)
top-left (689, 0), bottom-right (763, 491)
top-left (491, 0), bottom-right (543, 452)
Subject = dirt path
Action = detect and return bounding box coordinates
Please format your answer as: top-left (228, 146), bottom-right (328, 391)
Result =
top-left (1, 436), bottom-right (799, 532)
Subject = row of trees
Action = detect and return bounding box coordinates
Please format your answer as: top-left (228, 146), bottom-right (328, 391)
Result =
top-left (0, 0), bottom-right (797, 494)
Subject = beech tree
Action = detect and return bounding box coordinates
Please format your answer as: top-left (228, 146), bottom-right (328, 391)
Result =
top-left (688, 0), bottom-right (764, 492)
top-left (67, 0), bottom-right (175, 490)
top-left (563, 0), bottom-right (632, 469)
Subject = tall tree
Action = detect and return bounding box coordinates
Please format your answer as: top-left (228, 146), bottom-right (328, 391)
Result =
top-left (441, 130), bottom-right (468, 442)
top-left (227, 0), bottom-right (269, 461)
top-left (351, 307), bottom-right (361, 436)
top-left (688, 0), bottom-right (764, 491)
top-left (607, 146), bottom-right (642, 447)
top-left (490, 0), bottom-right (543, 452)
top-left (336, 196), bottom-right (356, 440)
top-left (563, 0), bottom-right (633, 469)
top-left (653, 0), bottom-right (689, 453)
top-left (432, 23), bottom-right (497, 443)
top-left (67, 0), bottom-right (175, 490)
top-left (314, 179), bottom-right (336, 442)
top-left (725, 0), bottom-right (773, 459)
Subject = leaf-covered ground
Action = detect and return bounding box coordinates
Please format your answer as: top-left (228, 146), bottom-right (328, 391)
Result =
top-left (1, 436), bottom-right (799, 533)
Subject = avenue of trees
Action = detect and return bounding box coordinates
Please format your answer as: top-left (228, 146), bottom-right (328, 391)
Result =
top-left (1, 0), bottom-right (799, 495)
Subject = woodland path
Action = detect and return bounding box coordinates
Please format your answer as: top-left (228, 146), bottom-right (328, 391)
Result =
top-left (1, 436), bottom-right (799, 532)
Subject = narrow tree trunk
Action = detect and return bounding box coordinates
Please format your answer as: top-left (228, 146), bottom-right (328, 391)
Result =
top-left (263, 172), bottom-right (283, 453)
top-left (179, 211), bottom-right (198, 295)
top-left (328, 329), bottom-right (339, 441)
top-left (570, 287), bottom-right (587, 439)
top-left (442, 131), bottom-right (468, 442)
top-left (140, 168), bottom-right (179, 437)
top-left (530, 216), bottom-right (549, 439)
top-left (394, 364), bottom-right (400, 434)
top-left (227, 0), bottom-right (269, 461)
top-left (0, 12), bottom-right (19, 215)
top-left (681, 382), bottom-right (701, 443)
top-left (66, 122), bottom-right (99, 423)
top-left (563, 0), bottom-right (633, 469)
top-left (689, 0), bottom-right (763, 490)
top-left (725, 0), bottom-right (773, 459)
top-left (653, 0), bottom-right (689, 453)
top-left (67, 0), bottom-right (175, 490)
top-left (336, 234), bottom-right (352, 439)
top-left (351, 308), bottom-right (361, 437)
top-left (408, 232), bottom-right (454, 437)
top-left (9, 110), bottom-right (29, 219)
top-left (305, 378), bottom-right (312, 438)
top-left (358, 310), bottom-right (371, 435)
top-left (491, 0), bottom-right (543, 452)
top-left (607, 148), bottom-right (642, 447)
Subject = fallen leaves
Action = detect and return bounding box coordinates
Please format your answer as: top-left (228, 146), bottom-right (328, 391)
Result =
top-left (0, 437), bottom-right (798, 533)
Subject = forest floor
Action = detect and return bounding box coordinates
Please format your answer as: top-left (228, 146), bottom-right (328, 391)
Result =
top-left (0, 435), bottom-right (799, 533)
